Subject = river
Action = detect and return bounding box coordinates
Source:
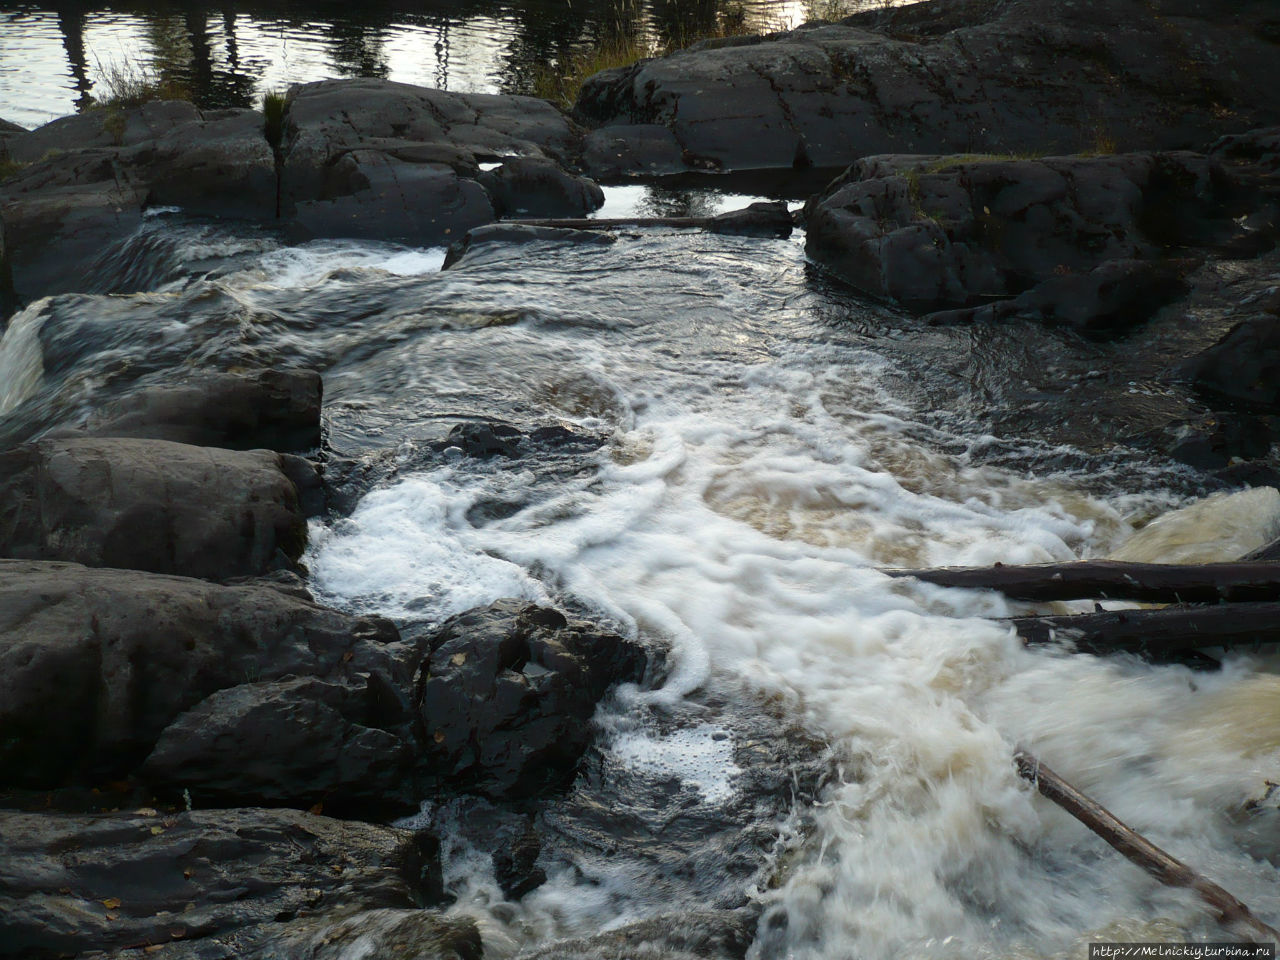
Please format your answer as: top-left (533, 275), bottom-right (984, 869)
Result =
top-left (1, 4), bottom-right (1278, 958)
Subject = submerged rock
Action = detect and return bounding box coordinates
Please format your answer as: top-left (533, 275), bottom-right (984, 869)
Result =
top-left (574, 0), bottom-right (1280, 176)
top-left (417, 599), bottom-right (649, 798)
top-left (442, 223), bottom-right (615, 270)
top-left (519, 908), bottom-right (757, 960)
top-left (0, 559), bottom-right (408, 799)
top-left (0, 806), bottom-right (449, 959)
top-left (0, 437), bottom-right (310, 579)
top-left (1108, 486), bottom-right (1280, 564)
top-left (58, 368), bottom-right (323, 452)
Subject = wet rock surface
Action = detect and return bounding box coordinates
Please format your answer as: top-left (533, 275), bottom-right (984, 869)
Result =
top-left (574, 0), bottom-right (1280, 176)
top-left (417, 599), bottom-right (649, 798)
top-left (0, 806), bottom-right (449, 959)
top-left (1, 79), bottom-right (604, 303)
top-left (442, 224), bottom-right (615, 270)
top-left (518, 909), bottom-right (757, 960)
top-left (0, 437), bottom-right (310, 579)
top-left (56, 368), bottom-right (323, 452)
top-left (0, 560), bottom-right (408, 795)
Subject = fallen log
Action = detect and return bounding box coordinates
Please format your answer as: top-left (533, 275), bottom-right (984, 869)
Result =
top-left (887, 560), bottom-right (1280, 603)
top-left (511, 201), bottom-right (795, 238)
top-left (1014, 750), bottom-right (1280, 942)
top-left (1008, 601), bottom-right (1280, 657)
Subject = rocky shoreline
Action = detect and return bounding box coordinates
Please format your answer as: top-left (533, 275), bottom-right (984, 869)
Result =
top-left (2, 0), bottom-right (1280, 956)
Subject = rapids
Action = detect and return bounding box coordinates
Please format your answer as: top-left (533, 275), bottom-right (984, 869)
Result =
top-left (1, 187), bottom-right (1276, 959)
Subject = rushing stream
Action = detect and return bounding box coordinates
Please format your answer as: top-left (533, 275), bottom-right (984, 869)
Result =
top-left (1, 175), bottom-right (1278, 958)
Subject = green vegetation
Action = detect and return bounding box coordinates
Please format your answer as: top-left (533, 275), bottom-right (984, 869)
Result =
top-left (262, 90), bottom-right (289, 151)
top-left (0, 157), bottom-right (25, 183)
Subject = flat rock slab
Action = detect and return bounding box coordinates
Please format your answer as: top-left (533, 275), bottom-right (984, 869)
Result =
top-left (0, 806), bottom-right (449, 959)
top-left (0, 560), bottom-right (404, 792)
top-left (0, 436), bottom-right (310, 579)
top-left (574, 0), bottom-right (1280, 175)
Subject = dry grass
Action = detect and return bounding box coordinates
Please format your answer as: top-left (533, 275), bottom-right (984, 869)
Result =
top-left (84, 58), bottom-right (190, 112)
top-left (531, 5), bottom-right (754, 112)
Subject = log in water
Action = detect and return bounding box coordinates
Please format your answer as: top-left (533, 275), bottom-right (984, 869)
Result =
top-left (1008, 602), bottom-right (1280, 656)
top-left (887, 560), bottom-right (1280, 603)
top-left (1015, 750), bottom-right (1280, 942)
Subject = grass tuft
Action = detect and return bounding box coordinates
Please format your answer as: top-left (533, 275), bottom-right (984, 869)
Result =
top-left (262, 90), bottom-right (289, 151)
top-left (83, 58), bottom-right (190, 113)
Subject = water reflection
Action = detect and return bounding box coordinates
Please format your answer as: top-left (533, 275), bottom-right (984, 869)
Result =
top-left (0, 0), bottom-right (883, 128)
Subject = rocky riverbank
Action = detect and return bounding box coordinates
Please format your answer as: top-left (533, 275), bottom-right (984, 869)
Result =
top-left (2, 0), bottom-right (1280, 956)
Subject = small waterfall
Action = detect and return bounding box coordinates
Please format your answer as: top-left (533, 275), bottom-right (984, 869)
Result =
top-left (0, 303), bottom-right (46, 418)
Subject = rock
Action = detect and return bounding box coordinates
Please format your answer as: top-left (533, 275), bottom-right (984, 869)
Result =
top-left (581, 123), bottom-right (685, 178)
top-left (518, 909), bottom-right (757, 960)
top-left (1213, 460), bottom-right (1280, 492)
top-left (927, 258), bottom-right (1189, 334)
top-left (0, 148), bottom-right (146, 301)
top-left (1179, 315), bottom-right (1280, 411)
top-left (477, 157), bottom-right (604, 218)
top-left (0, 559), bottom-right (407, 791)
top-left (1166, 413), bottom-right (1272, 470)
top-left (284, 150), bottom-right (494, 247)
top-left (0, 806), bottom-right (447, 959)
top-left (0, 437), bottom-right (310, 579)
top-left (140, 676), bottom-right (418, 814)
top-left (492, 823), bottom-right (546, 901)
top-left (805, 151), bottom-right (1248, 311)
top-left (279, 79), bottom-right (583, 245)
top-left (574, 0), bottom-right (1280, 176)
top-left (251, 909), bottom-right (482, 960)
top-left (0, 117), bottom-right (27, 136)
top-left (706, 201), bottom-right (793, 239)
top-left (436, 420), bottom-right (605, 460)
top-left (442, 223), bottom-right (615, 270)
top-left (4, 101), bottom-right (201, 164)
top-left (142, 108), bottom-right (278, 220)
top-left (64, 368), bottom-right (323, 452)
top-left (417, 599), bottom-right (648, 798)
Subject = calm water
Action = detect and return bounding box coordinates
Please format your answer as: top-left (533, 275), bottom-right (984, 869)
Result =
top-left (0, 0), bottom-right (864, 128)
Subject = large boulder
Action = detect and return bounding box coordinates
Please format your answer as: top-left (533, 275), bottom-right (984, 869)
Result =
top-left (417, 600), bottom-right (649, 798)
top-left (0, 560), bottom-right (408, 793)
top-left (142, 107), bottom-right (279, 220)
top-left (477, 157), bottom-right (604, 218)
top-left (278, 79), bottom-right (586, 245)
top-left (0, 437), bottom-right (311, 579)
top-left (0, 807), bottom-right (456, 959)
top-left (804, 151), bottom-right (1251, 312)
top-left (574, 0), bottom-right (1280, 176)
top-left (62, 368), bottom-right (323, 452)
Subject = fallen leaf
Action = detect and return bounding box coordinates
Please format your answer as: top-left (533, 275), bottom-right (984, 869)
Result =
top-left (308, 802), bottom-right (323, 815)
top-left (149, 826), bottom-right (165, 835)
top-left (103, 898), bottom-right (122, 909)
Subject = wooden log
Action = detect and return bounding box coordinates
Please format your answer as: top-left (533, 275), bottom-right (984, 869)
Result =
top-left (1243, 537), bottom-right (1280, 562)
top-left (511, 215), bottom-right (712, 230)
top-left (1014, 750), bottom-right (1280, 941)
top-left (1008, 602), bottom-right (1280, 657)
top-left (886, 560), bottom-right (1280, 603)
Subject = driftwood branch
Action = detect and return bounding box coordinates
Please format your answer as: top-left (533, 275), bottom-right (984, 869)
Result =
top-left (1014, 750), bottom-right (1279, 942)
top-left (887, 560), bottom-right (1280, 603)
top-left (1008, 602), bottom-right (1280, 657)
